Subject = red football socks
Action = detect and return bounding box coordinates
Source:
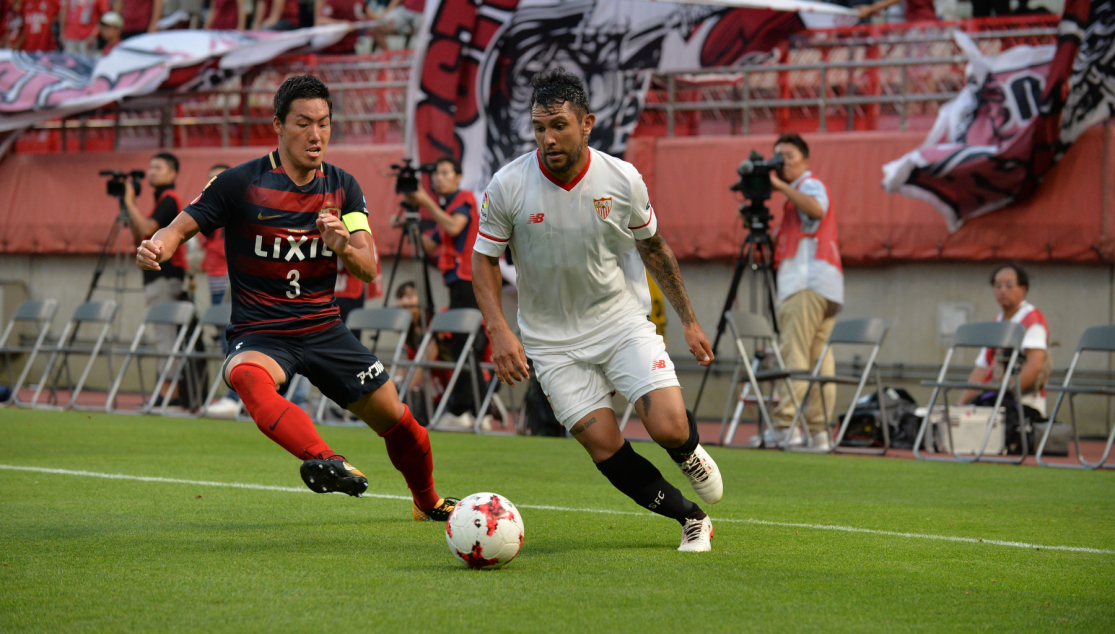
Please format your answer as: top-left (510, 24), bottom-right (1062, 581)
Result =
top-left (229, 362), bottom-right (335, 461)
top-left (379, 405), bottom-right (440, 510)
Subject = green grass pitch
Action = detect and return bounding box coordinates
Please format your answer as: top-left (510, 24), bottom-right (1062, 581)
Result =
top-left (1, 409), bottom-right (1112, 633)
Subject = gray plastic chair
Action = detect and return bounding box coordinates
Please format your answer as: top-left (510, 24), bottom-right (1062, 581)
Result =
top-left (913, 321), bottom-right (1028, 464)
top-left (313, 307), bottom-right (413, 425)
top-left (22, 300), bottom-right (118, 410)
top-left (103, 302), bottom-right (195, 414)
top-left (169, 303), bottom-right (237, 419)
top-left (784, 318), bottom-right (890, 455)
top-left (1036, 325), bottom-right (1115, 470)
top-left (398, 308), bottom-right (488, 431)
top-left (1, 299), bottom-right (58, 405)
top-left (719, 310), bottom-right (800, 447)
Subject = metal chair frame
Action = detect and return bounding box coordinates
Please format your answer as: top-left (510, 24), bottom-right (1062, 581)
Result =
top-left (102, 302), bottom-right (196, 415)
top-left (719, 311), bottom-right (801, 447)
top-left (1, 299), bottom-right (58, 405)
top-left (784, 318), bottom-right (890, 455)
top-left (1036, 325), bottom-right (1115, 470)
top-left (398, 309), bottom-right (492, 431)
top-left (164, 303), bottom-right (237, 419)
top-left (313, 307), bottom-right (413, 426)
top-left (21, 300), bottom-right (118, 410)
top-left (913, 321), bottom-right (1028, 464)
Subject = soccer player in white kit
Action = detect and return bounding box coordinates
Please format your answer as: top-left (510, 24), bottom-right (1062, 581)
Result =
top-left (472, 69), bottom-right (723, 552)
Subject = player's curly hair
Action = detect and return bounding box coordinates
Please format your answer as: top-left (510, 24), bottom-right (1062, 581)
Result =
top-left (530, 68), bottom-right (590, 119)
top-left (273, 75), bottom-right (333, 124)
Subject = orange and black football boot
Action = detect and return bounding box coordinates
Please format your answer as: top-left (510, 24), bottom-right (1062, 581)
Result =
top-left (299, 456), bottom-right (369, 497)
top-left (413, 497), bottom-right (460, 521)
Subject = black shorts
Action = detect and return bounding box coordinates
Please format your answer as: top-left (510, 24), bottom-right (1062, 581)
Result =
top-left (224, 321), bottom-right (389, 407)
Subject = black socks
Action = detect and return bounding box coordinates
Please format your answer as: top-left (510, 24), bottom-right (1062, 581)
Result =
top-left (664, 409), bottom-right (700, 463)
top-left (595, 440), bottom-right (702, 524)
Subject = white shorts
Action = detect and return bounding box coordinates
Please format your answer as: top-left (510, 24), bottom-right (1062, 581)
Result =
top-left (530, 318), bottom-right (680, 429)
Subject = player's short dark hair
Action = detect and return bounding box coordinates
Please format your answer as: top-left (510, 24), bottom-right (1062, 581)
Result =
top-left (434, 156), bottom-right (461, 175)
top-left (530, 68), bottom-right (590, 119)
top-left (209, 163), bottom-right (231, 171)
top-left (395, 281), bottom-right (416, 299)
top-left (153, 152), bottom-right (179, 173)
top-left (775, 133), bottom-right (809, 159)
top-left (990, 261), bottom-right (1030, 289)
top-left (273, 75), bottom-right (333, 124)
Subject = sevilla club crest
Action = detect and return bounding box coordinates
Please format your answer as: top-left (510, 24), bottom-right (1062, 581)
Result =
top-left (593, 196), bottom-right (612, 220)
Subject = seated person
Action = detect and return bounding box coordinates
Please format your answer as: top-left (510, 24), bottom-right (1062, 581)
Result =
top-left (314, 0), bottom-right (364, 54)
top-left (959, 262), bottom-right (1052, 417)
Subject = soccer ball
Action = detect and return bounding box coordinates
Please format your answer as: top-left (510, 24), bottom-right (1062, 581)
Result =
top-left (445, 492), bottom-right (524, 570)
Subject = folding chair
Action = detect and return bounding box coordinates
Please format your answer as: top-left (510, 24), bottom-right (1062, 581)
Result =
top-left (157, 303), bottom-right (235, 418)
top-left (313, 307), bottom-right (413, 426)
top-left (398, 308), bottom-right (491, 431)
top-left (912, 321), bottom-right (1028, 464)
top-left (104, 302), bottom-right (196, 414)
top-left (1, 299), bottom-right (58, 405)
top-left (1036, 325), bottom-right (1115, 470)
top-left (719, 311), bottom-right (800, 447)
top-left (784, 318), bottom-right (890, 454)
top-left (22, 300), bottom-right (118, 410)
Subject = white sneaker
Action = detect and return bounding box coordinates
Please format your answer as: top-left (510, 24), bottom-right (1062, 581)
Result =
top-left (748, 426), bottom-right (786, 448)
top-left (204, 397), bottom-right (240, 418)
top-left (678, 515), bottom-right (713, 552)
top-left (784, 427), bottom-right (832, 452)
top-left (674, 444), bottom-right (723, 504)
top-left (437, 412), bottom-right (475, 428)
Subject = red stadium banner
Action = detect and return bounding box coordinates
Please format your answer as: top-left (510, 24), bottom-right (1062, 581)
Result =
top-left (406, 0), bottom-right (805, 193)
top-left (0, 25), bottom-right (351, 133)
top-left (882, 0), bottom-right (1115, 230)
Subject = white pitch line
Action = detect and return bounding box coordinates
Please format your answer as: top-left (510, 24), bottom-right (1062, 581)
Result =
top-left (2, 464), bottom-right (1112, 555)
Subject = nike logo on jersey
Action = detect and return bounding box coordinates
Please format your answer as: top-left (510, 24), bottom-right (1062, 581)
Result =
top-left (529, 213), bottom-right (545, 224)
top-left (258, 212), bottom-right (281, 220)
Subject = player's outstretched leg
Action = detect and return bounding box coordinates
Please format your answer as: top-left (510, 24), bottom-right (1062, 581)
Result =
top-left (635, 389), bottom-right (723, 505)
top-left (349, 383), bottom-right (458, 521)
top-left (228, 361), bottom-right (368, 497)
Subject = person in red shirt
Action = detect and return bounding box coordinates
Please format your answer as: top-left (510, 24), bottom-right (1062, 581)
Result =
top-left (96, 8), bottom-right (121, 54)
top-left (314, 0), bottom-right (363, 53)
top-left (60, 0), bottom-right (109, 55)
top-left (253, 0), bottom-right (298, 30)
top-left (203, 0), bottom-right (245, 30)
top-left (20, 0), bottom-right (60, 51)
top-left (1, 0), bottom-right (23, 50)
top-left (114, 0), bottom-right (159, 39)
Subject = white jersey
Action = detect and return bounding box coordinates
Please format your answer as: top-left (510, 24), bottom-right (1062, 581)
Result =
top-left (474, 147), bottom-right (658, 353)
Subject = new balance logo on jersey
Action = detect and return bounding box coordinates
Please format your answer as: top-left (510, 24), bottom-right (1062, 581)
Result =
top-left (652, 359), bottom-right (667, 370)
top-left (529, 213), bottom-right (545, 224)
top-left (253, 235), bottom-right (334, 261)
top-left (356, 361), bottom-right (385, 385)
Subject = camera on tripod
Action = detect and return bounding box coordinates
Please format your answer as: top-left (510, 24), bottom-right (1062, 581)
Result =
top-left (100, 169), bottom-right (146, 199)
top-left (730, 151), bottom-right (784, 203)
top-left (388, 158), bottom-right (437, 196)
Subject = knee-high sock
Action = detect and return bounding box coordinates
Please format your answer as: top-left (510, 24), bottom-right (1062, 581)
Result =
top-left (230, 362), bottom-right (335, 460)
top-left (378, 405), bottom-right (440, 510)
top-left (665, 409), bottom-right (701, 463)
top-left (596, 440), bottom-right (703, 524)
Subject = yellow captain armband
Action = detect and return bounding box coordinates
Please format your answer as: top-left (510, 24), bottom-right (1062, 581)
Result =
top-left (342, 212), bottom-right (371, 234)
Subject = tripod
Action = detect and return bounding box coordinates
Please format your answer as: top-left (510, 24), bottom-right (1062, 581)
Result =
top-left (379, 202), bottom-right (435, 329)
top-left (692, 198), bottom-right (778, 416)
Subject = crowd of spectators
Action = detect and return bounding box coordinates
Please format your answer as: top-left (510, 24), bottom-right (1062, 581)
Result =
top-left (0, 0), bottom-right (421, 54)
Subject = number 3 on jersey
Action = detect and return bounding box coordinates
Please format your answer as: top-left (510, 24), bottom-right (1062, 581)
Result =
top-left (286, 269), bottom-right (301, 298)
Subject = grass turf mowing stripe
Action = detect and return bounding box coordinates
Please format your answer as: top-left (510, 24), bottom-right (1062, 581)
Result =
top-left (4, 463), bottom-right (1113, 556)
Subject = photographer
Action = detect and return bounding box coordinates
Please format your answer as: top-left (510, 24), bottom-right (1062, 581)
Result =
top-left (399, 156), bottom-right (484, 420)
top-left (124, 152), bottom-right (188, 403)
top-left (766, 133), bottom-right (844, 450)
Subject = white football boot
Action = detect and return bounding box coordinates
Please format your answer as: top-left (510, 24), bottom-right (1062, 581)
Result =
top-left (674, 444), bottom-right (723, 504)
top-left (678, 515), bottom-right (713, 552)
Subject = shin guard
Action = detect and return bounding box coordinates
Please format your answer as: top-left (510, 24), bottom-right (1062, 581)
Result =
top-left (595, 440), bottom-right (702, 524)
top-left (378, 405), bottom-right (440, 510)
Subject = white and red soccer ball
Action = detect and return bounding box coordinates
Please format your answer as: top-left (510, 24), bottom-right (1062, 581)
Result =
top-left (445, 492), bottom-right (524, 569)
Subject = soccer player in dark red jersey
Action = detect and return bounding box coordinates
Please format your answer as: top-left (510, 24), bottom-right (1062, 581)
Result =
top-left (135, 75), bottom-right (458, 521)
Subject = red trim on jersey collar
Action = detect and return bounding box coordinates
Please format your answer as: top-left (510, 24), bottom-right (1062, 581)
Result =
top-left (269, 149), bottom-right (325, 177)
top-left (536, 148), bottom-right (591, 191)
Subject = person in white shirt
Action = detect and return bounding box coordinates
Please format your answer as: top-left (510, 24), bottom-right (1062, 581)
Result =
top-left (471, 69), bottom-right (721, 553)
top-left (960, 262), bottom-right (1052, 416)
top-left (764, 133), bottom-right (844, 451)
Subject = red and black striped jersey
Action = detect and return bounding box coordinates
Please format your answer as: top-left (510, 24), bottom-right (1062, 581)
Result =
top-left (184, 150), bottom-right (369, 339)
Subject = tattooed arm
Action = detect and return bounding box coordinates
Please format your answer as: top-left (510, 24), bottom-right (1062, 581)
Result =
top-left (636, 234), bottom-right (714, 366)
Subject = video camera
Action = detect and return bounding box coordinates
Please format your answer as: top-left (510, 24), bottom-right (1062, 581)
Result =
top-left (730, 151), bottom-right (784, 203)
top-left (388, 158), bottom-right (437, 195)
top-left (100, 169), bottom-right (146, 199)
